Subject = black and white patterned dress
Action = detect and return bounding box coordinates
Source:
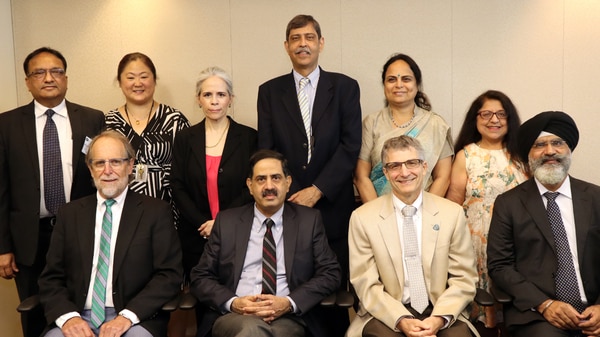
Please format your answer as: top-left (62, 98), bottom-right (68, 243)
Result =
top-left (105, 104), bottom-right (190, 223)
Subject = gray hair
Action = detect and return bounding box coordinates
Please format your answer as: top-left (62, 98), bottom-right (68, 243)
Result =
top-left (195, 66), bottom-right (234, 97)
top-left (381, 135), bottom-right (425, 164)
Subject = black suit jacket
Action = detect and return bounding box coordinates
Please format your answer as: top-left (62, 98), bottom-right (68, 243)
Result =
top-left (0, 100), bottom-right (104, 265)
top-left (171, 117), bottom-right (257, 262)
top-left (257, 68), bottom-right (362, 241)
top-left (190, 202), bottom-right (341, 337)
top-left (488, 177), bottom-right (600, 329)
top-left (38, 190), bottom-right (183, 336)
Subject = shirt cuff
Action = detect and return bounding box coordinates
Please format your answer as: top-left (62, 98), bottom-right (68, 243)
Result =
top-left (224, 297), bottom-right (237, 313)
top-left (56, 312), bottom-right (81, 328)
top-left (286, 296), bottom-right (298, 314)
top-left (118, 309), bottom-right (140, 325)
top-left (437, 315), bottom-right (452, 329)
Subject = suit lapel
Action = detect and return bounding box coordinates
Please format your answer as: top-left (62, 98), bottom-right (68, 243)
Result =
top-left (421, 193), bottom-right (440, 272)
top-left (280, 72), bottom-right (309, 136)
top-left (66, 101), bottom-right (84, 179)
top-left (233, 205), bottom-right (254, 288)
top-left (189, 121), bottom-right (208, 181)
top-left (522, 180), bottom-right (558, 253)
top-left (112, 190), bottom-right (143, 278)
top-left (311, 68), bottom-right (332, 127)
top-left (20, 102), bottom-right (41, 184)
top-left (570, 178), bottom-right (592, 263)
top-left (220, 118), bottom-right (241, 165)
top-left (378, 195), bottom-right (405, 289)
top-left (77, 195), bottom-right (99, 288)
top-left (282, 205), bottom-right (298, 278)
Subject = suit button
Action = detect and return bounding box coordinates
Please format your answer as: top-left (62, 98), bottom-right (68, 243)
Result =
top-left (302, 165), bottom-right (307, 170)
top-left (218, 168), bottom-right (223, 173)
top-left (302, 143), bottom-right (308, 149)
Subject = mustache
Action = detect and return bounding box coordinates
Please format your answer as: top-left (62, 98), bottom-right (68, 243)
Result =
top-left (295, 47), bottom-right (311, 54)
top-left (262, 188), bottom-right (278, 197)
top-left (541, 154), bottom-right (565, 164)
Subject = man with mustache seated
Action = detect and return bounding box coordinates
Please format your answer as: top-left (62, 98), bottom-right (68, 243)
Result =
top-left (190, 149), bottom-right (341, 337)
top-left (488, 111), bottom-right (600, 337)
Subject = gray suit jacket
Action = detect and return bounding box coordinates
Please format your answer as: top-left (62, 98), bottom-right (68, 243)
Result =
top-left (191, 202), bottom-right (341, 337)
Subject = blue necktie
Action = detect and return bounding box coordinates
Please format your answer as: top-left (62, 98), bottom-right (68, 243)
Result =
top-left (43, 109), bottom-right (66, 215)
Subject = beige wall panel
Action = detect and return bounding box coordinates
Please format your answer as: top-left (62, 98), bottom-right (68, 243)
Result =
top-left (563, 1), bottom-right (600, 183)
top-left (340, 0), bottom-right (453, 123)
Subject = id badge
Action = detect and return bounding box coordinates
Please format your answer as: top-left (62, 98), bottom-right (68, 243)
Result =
top-left (133, 163), bottom-right (148, 182)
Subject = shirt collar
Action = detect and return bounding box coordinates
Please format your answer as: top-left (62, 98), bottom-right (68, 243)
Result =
top-left (391, 192), bottom-right (424, 212)
top-left (293, 67), bottom-right (320, 88)
top-left (34, 99), bottom-right (67, 118)
top-left (96, 187), bottom-right (129, 208)
top-left (253, 204), bottom-right (285, 231)
top-left (535, 175), bottom-right (572, 199)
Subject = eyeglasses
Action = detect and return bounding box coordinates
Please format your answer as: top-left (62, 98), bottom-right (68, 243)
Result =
top-left (88, 158), bottom-right (130, 170)
top-left (383, 159), bottom-right (423, 172)
top-left (531, 139), bottom-right (567, 150)
top-left (27, 68), bottom-right (66, 80)
top-left (478, 110), bottom-right (507, 120)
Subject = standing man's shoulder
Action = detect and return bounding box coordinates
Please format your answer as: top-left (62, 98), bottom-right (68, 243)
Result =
top-left (0, 102), bottom-right (35, 122)
top-left (65, 100), bottom-right (104, 119)
top-left (259, 72), bottom-right (293, 89)
top-left (319, 68), bottom-right (359, 86)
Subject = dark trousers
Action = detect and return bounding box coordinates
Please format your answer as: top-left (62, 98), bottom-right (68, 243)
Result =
top-left (511, 320), bottom-right (585, 337)
top-left (15, 218), bottom-right (54, 337)
top-left (363, 303), bottom-right (474, 337)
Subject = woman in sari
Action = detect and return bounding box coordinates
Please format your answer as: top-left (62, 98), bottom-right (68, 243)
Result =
top-left (354, 53), bottom-right (453, 202)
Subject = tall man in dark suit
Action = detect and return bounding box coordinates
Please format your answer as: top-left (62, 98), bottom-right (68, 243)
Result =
top-left (488, 111), bottom-right (600, 337)
top-left (257, 15), bottom-right (362, 335)
top-left (38, 130), bottom-right (182, 337)
top-left (0, 47), bottom-right (104, 337)
top-left (191, 149), bottom-right (341, 337)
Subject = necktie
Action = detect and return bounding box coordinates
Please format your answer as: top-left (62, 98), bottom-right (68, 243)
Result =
top-left (297, 77), bottom-right (312, 163)
top-left (544, 192), bottom-right (586, 312)
top-left (43, 109), bottom-right (66, 215)
top-left (91, 199), bottom-right (116, 328)
top-left (262, 218), bottom-right (277, 295)
top-left (402, 205), bottom-right (428, 313)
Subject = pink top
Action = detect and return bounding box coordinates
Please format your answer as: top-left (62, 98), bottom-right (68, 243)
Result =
top-left (206, 155), bottom-right (222, 219)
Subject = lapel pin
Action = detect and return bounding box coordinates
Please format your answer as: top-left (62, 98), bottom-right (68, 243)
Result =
top-left (433, 224), bottom-right (439, 231)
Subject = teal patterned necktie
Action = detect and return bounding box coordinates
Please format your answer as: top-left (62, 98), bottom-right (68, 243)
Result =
top-left (91, 199), bottom-right (116, 328)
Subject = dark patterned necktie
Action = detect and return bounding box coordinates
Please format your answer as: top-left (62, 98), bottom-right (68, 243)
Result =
top-left (262, 218), bottom-right (277, 295)
top-left (43, 109), bottom-right (66, 215)
top-left (544, 192), bottom-right (586, 312)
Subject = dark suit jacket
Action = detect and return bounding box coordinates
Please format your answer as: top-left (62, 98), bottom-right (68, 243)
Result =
top-left (0, 100), bottom-right (104, 265)
top-left (171, 117), bottom-right (257, 267)
top-left (190, 202), bottom-right (341, 337)
top-left (257, 68), bottom-right (362, 241)
top-left (38, 190), bottom-right (183, 336)
top-left (488, 177), bottom-right (600, 329)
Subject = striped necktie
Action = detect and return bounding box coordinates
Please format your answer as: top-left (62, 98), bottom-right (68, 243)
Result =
top-left (91, 199), bottom-right (116, 328)
top-left (262, 218), bottom-right (277, 295)
top-left (43, 109), bottom-right (66, 215)
top-left (297, 77), bottom-right (312, 163)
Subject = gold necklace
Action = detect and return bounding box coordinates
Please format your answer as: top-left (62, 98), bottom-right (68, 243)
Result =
top-left (206, 120), bottom-right (230, 148)
top-left (124, 100), bottom-right (155, 126)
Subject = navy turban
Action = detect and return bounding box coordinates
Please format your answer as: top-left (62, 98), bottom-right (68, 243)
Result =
top-left (517, 111), bottom-right (579, 162)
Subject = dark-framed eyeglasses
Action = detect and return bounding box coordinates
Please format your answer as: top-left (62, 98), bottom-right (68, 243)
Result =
top-left (27, 68), bottom-right (66, 80)
top-left (477, 110), bottom-right (507, 120)
top-left (383, 159), bottom-right (423, 172)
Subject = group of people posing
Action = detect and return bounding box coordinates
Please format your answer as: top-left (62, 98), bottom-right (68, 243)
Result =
top-left (1, 13), bottom-right (600, 337)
